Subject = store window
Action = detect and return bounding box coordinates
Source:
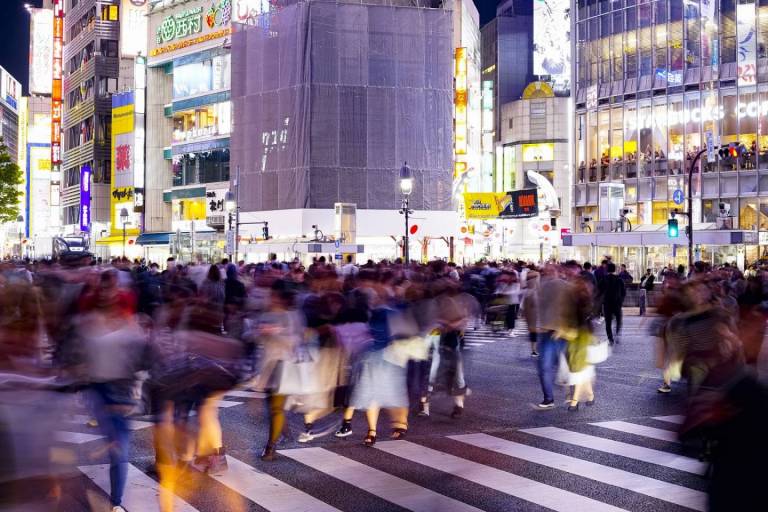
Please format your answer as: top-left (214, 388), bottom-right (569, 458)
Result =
top-left (653, 100), bottom-right (668, 175)
top-left (639, 26), bottom-right (653, 76)
top-left (639, 101), bottom-right (653, 176)
top-left (759, 198), bottom-right (768, 230)
top-left (685, 6), bottom-right (700, 68)
top-left (172, 148), bottom-right (230, 187)
top-left (721, 92), bottom-right (739, 170)
top-left (588, 111), bottom-right (598, 181)
top-left (173, 54), bottom-right (231, 99)
top-left (598, 110), bottom-right (610, 180)
top-left (721, 0), bottom-right (737, 63)
top-left (760, 86), bottom-right (768, 168)
top-left (740, 88), bottom-right (758, 169)
top-left (172, 102), bottom-right (232, 144)
top-left (610, 107), bottom-right (623, 179)
top-left (624, 102), bottom-right (638, 177)
top-left (654, 24), bottom-right (667, 72)
top-left (741, 198), bottom-right (758, 230)
top-left (625, 25), bottom-right (637, 79)
top-left (668, 97), bottom-right (683, 174)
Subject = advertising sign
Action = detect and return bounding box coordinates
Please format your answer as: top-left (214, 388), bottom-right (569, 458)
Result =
top-left (533, 0), bottom-right (571, 93)
top-left (737, 2), bottom-right (757, 86)
top-left (111, 92), bottom-right (140, 236)
top-left (205, 189), bottom-right (228, 217)
top-left (234, 0), bottom-right (281, 26)
top-left (51, 0), bottom-right (64, 171)
top-left (463, 192), bottom-right (504, 219)
top-left (500, 189), bottom-right (539, 219)
top-left (121, 0), bottom-right (148, 57)
top-left (29, 8), bottom-right (53, 95)
top-left (149, 0), bottom-right (232, 61)
top-left (0, 67), bottom-right (20, 112)
top-left (454, 47), bottom-right (468, 156)
top-left (80, 165), bottom-right (91, 233)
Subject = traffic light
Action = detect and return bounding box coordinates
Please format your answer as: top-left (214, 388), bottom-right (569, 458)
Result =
top-left (262, 223), bottom-right (270, 240)
top-left (667, 218), bottom-right (679, 238)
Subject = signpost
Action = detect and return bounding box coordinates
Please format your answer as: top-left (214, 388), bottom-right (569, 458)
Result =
top-left (706, 131), bottom-right (716, 163)
top-left (672, 189), bottom-right (685, 205)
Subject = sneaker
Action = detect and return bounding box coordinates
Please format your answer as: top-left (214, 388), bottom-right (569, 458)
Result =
top-left (531, 351), bottom-right (539, 357)
top-left (417, 401), bottom-right (430, 417)
top-left (451, 405), bottom-right (464, 419)
top-left (112, 506), bottom-right (127, 512)
top-left (207, 453), bottom-right (228, 475)
top-left (537, 400), bottom-right (555, 409)
top-left (334, 421), bottom-right (353, 438)
top-left (298, 430), bottom-right (316, 443)
top-left (657, 384), bottom-right (672, 393)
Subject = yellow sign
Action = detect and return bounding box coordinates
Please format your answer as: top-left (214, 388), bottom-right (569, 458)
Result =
top-left (522, 81), bottom-right (554, 99)
top-left (454, 47), bottom-right (468, 156)
top-left (463, 192), bottom-right (506, 219)
top-left (522, 142), bottom-right (555, 162)
top-left (150, 27), bottom-right (231, 57)
top-left (110, 95), bottom-right (139, 238)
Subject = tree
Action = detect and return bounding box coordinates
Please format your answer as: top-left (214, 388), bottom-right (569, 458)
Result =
top-left (0, 137), bottom-right (22, 224)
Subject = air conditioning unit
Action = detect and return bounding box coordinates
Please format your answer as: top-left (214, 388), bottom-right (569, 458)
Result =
top-left (594, 220), bottom-right (615, 233)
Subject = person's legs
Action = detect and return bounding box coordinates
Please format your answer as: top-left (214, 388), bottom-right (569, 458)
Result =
top-left (604, 308), bottom-right (615, 343)
top-left (537, 332), bottom-right (557, 404)
top-left (196, 392), bottom-right (224, 457)
top-left (529, 331), bottom-right (539, 355)
top-left (505, 304), bottom-right (518, 330)
top-left (615, 307), bottom-right (623, 340)
top-left (106, 412), bottom-right (130, 507)
top-left (268, 394), bottom-right (286, 445)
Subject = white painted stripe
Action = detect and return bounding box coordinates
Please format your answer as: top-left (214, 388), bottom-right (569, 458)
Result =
top-left (590, 421), bottom-right (679, 443)
top-left (521, 427), bottom-right (706, 475)
top-left (282, 447), bottom-right (482, 512)
top-left (209, 455), bottom-right (340, 512)
top-left (217, 400), bottom-right (243, 408)
top-left (226, 390), bottom-right (266, 399)
top-left (376, 440), bottom-right (627, 512)
top-left (653, 415), bottom-right (686, 425)
top-left (79, 463), bottom-right (199, 511)
top-left (55, 431), bottom-right (104, 444)
top-left (451, 433), bottom-right (706, 511)
top-left (127, 420), bottom-right (155, 431)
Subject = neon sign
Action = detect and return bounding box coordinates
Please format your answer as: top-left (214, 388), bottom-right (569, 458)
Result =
top-left (156, 7), bottom-right (203, 44)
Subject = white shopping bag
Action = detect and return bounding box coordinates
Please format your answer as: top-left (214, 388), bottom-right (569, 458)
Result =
top-left (586, 340), bottom-right (610, 364)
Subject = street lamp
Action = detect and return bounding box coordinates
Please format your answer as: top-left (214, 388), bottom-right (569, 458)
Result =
top-left (120, 207), bottom-right (129, 258)
top-left (16, 215), bottom-right (23, 260)
top-left (398, 162), bottom-right (414, 263)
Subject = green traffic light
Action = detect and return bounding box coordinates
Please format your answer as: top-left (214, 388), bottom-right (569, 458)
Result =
top-left (667, 218), bottom-right (679, 238)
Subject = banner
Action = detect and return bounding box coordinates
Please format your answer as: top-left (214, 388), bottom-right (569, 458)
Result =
top-left (500, 189), bottom-right (539, 219)
top-left (737, 2), bottom-right (757, 86)
top-left (111, 92), bottom-right (139, 237)
top-left (80, 165), bottom-right (91, 233)
top-left (463, 192), bottom-right (505, 219)
top-left (29, 8), bottom-right (53, 95)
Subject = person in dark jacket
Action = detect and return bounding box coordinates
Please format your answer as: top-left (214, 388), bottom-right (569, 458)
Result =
top-left (600, 262), bottom-right (626, 345)
top-left (639, 269), bottom-right (655, 316)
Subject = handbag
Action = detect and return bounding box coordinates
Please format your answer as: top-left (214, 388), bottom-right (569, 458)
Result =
top-left (276, 346), bottom-right (320, 396)
top-left (586, 340), bottom-right (610, 364)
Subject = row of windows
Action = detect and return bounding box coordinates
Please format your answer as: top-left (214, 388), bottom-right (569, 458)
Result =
top-left (172, 149), bottom-right (230, 187)
top-left (576, 87), bottom-right (768, 182)
top-left (63, 160), bottom-right (111, 189)
top-left (64, 115), bottom-right (110, 151)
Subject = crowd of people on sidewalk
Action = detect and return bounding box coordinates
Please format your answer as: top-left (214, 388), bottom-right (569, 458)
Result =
top-left (0, 252), bottom-right (766, 511)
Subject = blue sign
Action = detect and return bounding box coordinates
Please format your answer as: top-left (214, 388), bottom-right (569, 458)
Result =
top-left (672, 189), bottom-right (685, 205)
top-left (334, 239), bottom-right (341, 249)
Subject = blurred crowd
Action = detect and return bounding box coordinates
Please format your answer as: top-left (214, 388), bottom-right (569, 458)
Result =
top-left (0, 253), bottom-right (766, 511)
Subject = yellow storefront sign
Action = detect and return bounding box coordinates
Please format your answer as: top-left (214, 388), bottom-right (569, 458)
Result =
top-left (463, 192), bottom-right (506, 219)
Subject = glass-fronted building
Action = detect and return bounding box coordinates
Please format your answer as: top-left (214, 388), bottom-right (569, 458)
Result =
top-left (570, 0), bottom-right (768, 272)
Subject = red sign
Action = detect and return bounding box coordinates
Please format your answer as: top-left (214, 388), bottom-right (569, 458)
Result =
top-left (560, 228), bottom-right (571, 239)
top-left (116, 145), bottom-right (132, 172)
top-left (409, 224), bottom-right (418, 235)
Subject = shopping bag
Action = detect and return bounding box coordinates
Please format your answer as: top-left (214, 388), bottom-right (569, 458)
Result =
top-left (276, 347), bottom-right (319, 396)
top-left (556, 352), bottom-right (570, 386)
top-left (586, 340), bottom-right (610, 364)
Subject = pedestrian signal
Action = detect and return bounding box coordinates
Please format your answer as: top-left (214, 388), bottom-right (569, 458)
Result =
top-left (667, 218), bottom-right (679, 238)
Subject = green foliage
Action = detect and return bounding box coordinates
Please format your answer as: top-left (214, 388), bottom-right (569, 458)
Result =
top-left (0, 137), bottom-right (22, 223)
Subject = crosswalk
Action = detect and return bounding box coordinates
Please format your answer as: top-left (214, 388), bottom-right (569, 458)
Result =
top-left (464, 319), bottom-right (529, 348)
top-left (78, 414), bottom-right (707, 512)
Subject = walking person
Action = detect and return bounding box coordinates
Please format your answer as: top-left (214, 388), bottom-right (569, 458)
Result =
top-left (600, 263), bottom-right (626, 345)
top-left (639, 268), bottom-right (655, 316)
top-left (521, 271), bottom-right (541, 357)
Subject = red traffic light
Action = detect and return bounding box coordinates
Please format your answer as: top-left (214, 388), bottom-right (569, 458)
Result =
top-left (410, 224), bottom-right (418, 235)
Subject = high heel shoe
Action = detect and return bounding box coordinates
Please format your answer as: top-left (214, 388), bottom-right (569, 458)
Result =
top-left (261, 443), bottom-right (277, 461)
top-left (390, 427), bottom-right (407, 440)
top-left (363, 430), bottom-right (377, 447)
top-left (567, 402), bottom-right (579, 411)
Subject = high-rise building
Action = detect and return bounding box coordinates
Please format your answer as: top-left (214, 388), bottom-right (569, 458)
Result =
top-left (60, 0), bottom-right (123, 237)
top-left (0, 67), bottom-right (21, 162)
top-left (568, 0), bottom-right (767, 273)
top-left (229, 0), bottom-right (456, 262)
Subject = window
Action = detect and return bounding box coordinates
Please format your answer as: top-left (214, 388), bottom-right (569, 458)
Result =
top-left (101, 5), bottom-right (118, 21)
top-left (64, 166), bottom-right (80, 188)
top-left (172, 102), bottom-right (232, 143)
top-left (172, 148), bottom-right (230, 187)
top-left (173, 54), bottom-right (231, 99)
top-left (63, 205), bottom-right (79, 226)
top-left (102, 40), bottom-right (119, 58)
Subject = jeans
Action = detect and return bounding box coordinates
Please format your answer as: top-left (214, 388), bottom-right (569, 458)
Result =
top-left (537, 331), bottom-right (566, 402)
top-left (605, 307), bottom-right (622, 343)
top-left (91, 384), bottom-right (131, 507)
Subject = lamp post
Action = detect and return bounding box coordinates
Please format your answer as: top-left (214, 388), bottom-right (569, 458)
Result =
top-left (16, 215), bottom-right (23, 260)
top-left (120, 207), bottom-right (129, 258)
top-left (225, 190), bottom-right (236, 262)
top-left (398, 162), bottom-right (414, 263)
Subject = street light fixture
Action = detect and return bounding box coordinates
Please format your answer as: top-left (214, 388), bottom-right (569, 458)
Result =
top-left (225, 190), bottom-right (237, 261)
top-left (398, 162), bottom-right (414, 263)
top-left (16, 215), bottom-right (24, 260)
top-left (120, 207), bottom-right (129, 258)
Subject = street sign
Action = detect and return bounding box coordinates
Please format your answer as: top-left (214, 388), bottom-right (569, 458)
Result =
top-left (225, 230), bottom-right (235, 255)
top-left (560, 227), bottom-right (571, 239)
top-left (705, 131), bottom-right (716, 163)
top-left (334, 239), bottom-right (341, 249)
top-left (672, 189), bottom-right (685, 205)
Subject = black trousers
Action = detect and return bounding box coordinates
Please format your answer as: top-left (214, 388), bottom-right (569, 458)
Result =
top-left (505, 304), bottom-right (519, 330)
top-left (604, 307), bottom-right (622, 342)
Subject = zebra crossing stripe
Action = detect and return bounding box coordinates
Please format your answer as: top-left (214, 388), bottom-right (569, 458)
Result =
top-left (209, 455), bottom-right (340, 512)
top-left (653, 415), bottom-right (685, 424)
top-left (216, 400), bottom-right (243, 408)
top-left (225, 390), bottom-right (266, 399)
top-left (590, 421), bottom-right (679, 443)
top-left (79, 463), bottom-right (199, 512)
top-left (451, 433), bottom-right (706, 511)
top-left (376, 440), bottom-right (627, 512)
top-left (54, 431), bottom-right (104, 444)
top-left (281, 447), bottom-right (483, 512)
top-left (521, 427), bottom-right (706, 475)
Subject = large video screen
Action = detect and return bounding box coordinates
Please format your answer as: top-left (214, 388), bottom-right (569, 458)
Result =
top-left (533, 0), bottom-right (570, 93)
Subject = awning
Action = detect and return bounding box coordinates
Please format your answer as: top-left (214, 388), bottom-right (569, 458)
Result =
top-left (96, 235), bottom-right (135, 246)
top-left (136, 232), bottom-right (172, 246)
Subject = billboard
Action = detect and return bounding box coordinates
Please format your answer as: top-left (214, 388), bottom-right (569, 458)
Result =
top-left (148, 0), bottom-right (232, 62)
top-left (454, 47), bottom-right (468, 156)
top-left (110, 92), bottom-right (140, 236)
top-left (500, 189), bottom-right (539, 219)
top-left (29, 8), bottom-right (53, 95)
top-left (737, 2), bottom-right (757, 86)
top-left (80, 165), bottom-right (91, 233)
top-left (52, 0), bottom-right (64, 171)
top-left (533, 0), bottom-right (570, 93)
top-left (463, 190), bottom-right (540, 219)
top-left (121, 0), bottom-right (149, 57)
top-left (464, 192), bottom-right (505, 219)
top-left (29, 144), bottom-right (52, 237)
top-left (0, 67), bottom-right (20, 112)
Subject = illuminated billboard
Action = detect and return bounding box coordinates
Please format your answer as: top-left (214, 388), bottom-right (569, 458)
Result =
top-left (0, 67), bottom-right (20, 112)
top-left (121, 0), bottom-right (149, 57)
top-left (149, 0), bottom-right (232, 62)
top-left (111, 92), bottom-right (140, 236)
top-left (52, 0), bottom-right (64, 171)
top-left (29, 8), bottom-right (53, 95)
top-left (533, 0), bottom-right (570, 93)
top-left (455, 47), bottom-right (468, 155)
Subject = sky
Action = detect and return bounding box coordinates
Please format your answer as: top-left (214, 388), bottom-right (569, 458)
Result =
top-left (0, 0), bottom-right (498, 95)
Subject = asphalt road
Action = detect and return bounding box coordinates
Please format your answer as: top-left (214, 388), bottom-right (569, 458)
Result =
top-left (8, 315), bottom-right (743, 512)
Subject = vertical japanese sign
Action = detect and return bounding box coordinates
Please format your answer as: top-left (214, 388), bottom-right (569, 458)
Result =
top-left (737, 2), bottom-right (757, 86)
top-left (454, 47), bottom-right (468, 156)
top-left (30, 8), bottom-right (53, 95)
top-left (110, 91), bottom-right (139, 237)
top-left (51, 0), bottom-right (63, 173)
top-left (80, 165), bottom-right (91, 233)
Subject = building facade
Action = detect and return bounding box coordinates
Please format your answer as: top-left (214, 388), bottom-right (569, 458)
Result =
top-left (143, 0), bottom-right (234, 262)
top-left (230, 0), bottom-right (456, 262)
top-left (570, 0), bottom-right (768, 272)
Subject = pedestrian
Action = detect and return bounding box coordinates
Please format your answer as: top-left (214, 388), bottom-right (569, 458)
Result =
top-left (521, 271), bottom-right (541, 357)
top-left (639, 268), bottom-right (655, 316)
top-left (618, 264), bottom-right (633, 286)
top-left (600, 262), bottom-right (626, 345)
